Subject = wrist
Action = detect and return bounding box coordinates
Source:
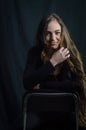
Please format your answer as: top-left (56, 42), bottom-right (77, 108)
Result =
top-left (50, 57), bottom-right (57, 67)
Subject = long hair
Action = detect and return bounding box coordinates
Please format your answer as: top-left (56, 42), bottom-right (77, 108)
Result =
top-left (35, 13), bottom-right (86, 126)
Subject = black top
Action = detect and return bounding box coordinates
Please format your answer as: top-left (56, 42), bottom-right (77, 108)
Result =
top-left (23, 46), bottom-right (81, 93)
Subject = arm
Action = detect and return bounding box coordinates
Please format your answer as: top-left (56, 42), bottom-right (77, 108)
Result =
top-left (23, 47), bottom-right (54, 90)
top-left (40, 62), bottom-right (82, 93)
top-left (23, 47), bottom-right (71, 90)
top-left (40, 80), bottom-right (81, 93)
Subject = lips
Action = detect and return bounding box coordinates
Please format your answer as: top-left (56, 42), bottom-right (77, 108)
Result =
top-left (51, 43), bottom-right (56, 45)
top-left (50, 42), bottom-right (57, 46)
top-left (50, 41), bottom-right (60, 49)
top-left (51, 41), bottom-right (56, 44)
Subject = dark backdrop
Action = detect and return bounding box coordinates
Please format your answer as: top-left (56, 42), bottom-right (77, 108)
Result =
top-left (0, 0), bottom-right (86, 130)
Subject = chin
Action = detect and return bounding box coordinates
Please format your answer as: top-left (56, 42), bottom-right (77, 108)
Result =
top-left (51, 46), bottom-right (60, 50)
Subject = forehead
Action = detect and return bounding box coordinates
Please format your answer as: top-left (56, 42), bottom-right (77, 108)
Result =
top-left (47, 19), bottom-right (61, 31)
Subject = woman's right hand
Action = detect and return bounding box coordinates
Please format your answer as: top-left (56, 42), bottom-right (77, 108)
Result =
top-left (50, 47), bottom-right (70, 66)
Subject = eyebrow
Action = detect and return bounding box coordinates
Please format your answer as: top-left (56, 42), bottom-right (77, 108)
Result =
top-left (46, 29), bottom-right (61, 32)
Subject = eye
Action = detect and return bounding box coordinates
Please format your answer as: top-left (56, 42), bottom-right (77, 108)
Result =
top-left (45, 31), bottom-right (51, 37)
top-left (55, 31), bottom-right (61, 35)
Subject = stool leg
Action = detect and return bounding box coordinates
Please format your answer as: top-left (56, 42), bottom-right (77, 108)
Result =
top-left (23, 112), bottom-right (27, 130)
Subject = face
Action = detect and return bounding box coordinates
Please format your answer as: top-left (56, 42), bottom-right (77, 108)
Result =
top-left (45, 19), bottom-right (62, 49)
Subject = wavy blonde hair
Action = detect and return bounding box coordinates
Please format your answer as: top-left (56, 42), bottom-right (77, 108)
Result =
top-left (35, 13), bottom-right (86, 126)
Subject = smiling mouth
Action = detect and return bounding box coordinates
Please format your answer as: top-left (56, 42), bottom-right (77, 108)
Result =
top-left (50, 44), bottom-right (56, 46)
top-left (50, 42), bottom-right (60, 49)
top-left (50, 42), bottom-right (57, 46)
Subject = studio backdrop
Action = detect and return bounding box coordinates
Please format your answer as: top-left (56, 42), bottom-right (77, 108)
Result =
top-left (0, 0), bottom-right (86, 130)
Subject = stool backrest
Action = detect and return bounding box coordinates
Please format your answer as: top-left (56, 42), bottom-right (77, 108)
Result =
top-left (23, 92), bottom-right (79, 130)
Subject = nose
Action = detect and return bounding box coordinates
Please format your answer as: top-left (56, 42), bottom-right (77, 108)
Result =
top-left (51, 33), bottom-right (56, 41)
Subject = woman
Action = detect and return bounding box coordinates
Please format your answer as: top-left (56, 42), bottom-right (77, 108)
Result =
top-left (23, 13), bottom-right (86, 129)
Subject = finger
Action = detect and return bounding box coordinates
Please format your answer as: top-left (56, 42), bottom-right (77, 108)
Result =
top-left (67, 54), bottom-right (70, 58)
top-left (65, 54), bottom-right (70, 58)
top-left (63, 48), bottom-right (69, 53)
top-left (64, 50), bottom-right (70, 55)
top-left (59, 47), bottom-right (64, 54)
top-left (63, 49), bottom-right (70, 56)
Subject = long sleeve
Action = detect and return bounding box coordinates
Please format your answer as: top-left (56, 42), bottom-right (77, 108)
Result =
top-left (23, 47), bottom-right (54, 90)
top-left (40, 80), bottom-right (81, 93)
top-left (39, 61), bottom-right (82, 93)
top-left (23, 47), bottom-right (82, 94)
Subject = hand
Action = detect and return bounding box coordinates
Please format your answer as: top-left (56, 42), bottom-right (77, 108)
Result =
top-left (50, 47), bottom-right (70, 66)
top-left (33, 84), bottom-right (40, 90)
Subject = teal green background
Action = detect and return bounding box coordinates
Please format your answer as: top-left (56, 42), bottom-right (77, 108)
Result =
top-left (0, 0), bottom-right (86, 129)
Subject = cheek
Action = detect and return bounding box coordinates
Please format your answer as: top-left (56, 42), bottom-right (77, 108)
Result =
top-left (45, 36), bottom-right (50, 42)
top-left (56, 34), bottom-right (61, 39)
top-left (55, 43), bottom-right (61, 50)
top-left (57, 35), bottom-right (62, 43)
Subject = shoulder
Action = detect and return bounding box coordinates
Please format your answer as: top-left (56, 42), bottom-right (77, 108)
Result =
top-left (26, 46), bottom-right (42, 64)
